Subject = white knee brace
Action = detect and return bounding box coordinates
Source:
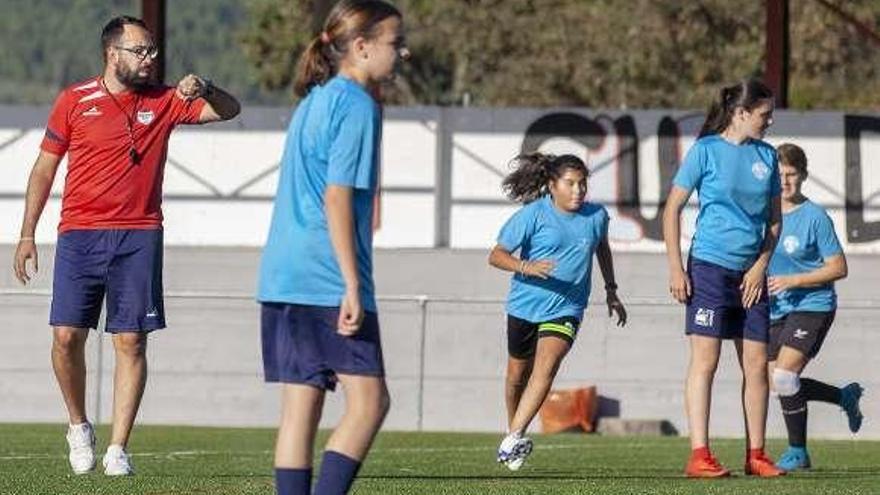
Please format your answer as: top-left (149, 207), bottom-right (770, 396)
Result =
top-left (773, 368), bottom-right (801, 396)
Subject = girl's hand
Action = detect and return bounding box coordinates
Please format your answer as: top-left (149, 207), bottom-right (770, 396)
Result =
top-left (740, 263), bottom-right (766, 308)
top-left (522, 259), bottom-right (554, 279)
top-left (606, 291), bottom-right (627, 327)
top-left (668, 267), bottom-right (691, 304)
top-left (337, 288), bottom-right (364, 336)
top-left (768, 275), bottom-right (800, 295)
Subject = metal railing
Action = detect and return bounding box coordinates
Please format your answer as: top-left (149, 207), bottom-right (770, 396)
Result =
top-left (3, 288), bottom-right (879, 429)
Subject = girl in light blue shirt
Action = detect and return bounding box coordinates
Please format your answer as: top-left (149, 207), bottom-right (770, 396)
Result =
top-left (663, 79), bottom-right (783, 478)
top-left (258, 2), bottom-right (409, 493)
top-left (489, 153), bottom-right (626, 470)
top-left (768, 143), bottom-right (862, 471)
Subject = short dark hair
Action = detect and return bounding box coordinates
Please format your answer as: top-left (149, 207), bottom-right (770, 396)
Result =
top-left (777, 143), bottom-right (808, 177)
top-left (101, 16), bottom-right (149, 55)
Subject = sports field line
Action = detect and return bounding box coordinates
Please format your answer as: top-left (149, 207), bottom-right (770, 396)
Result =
top-left (0, 440), bottom-right (656, 461)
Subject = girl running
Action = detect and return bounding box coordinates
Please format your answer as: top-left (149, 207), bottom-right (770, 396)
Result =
top-left (257, 1), bottom-right (407, 494)
top-left (663, 79), bottom-right (784, 478)
top-left (490, 152), bottom-right (627, 470)
top-left (768, 143), bottom-right (863, 471)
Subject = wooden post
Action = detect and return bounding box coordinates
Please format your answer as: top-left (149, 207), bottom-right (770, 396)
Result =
top-left (142, 0), bottom-right (166, 83)
top-left (765, 0), bottom-right (789, 108)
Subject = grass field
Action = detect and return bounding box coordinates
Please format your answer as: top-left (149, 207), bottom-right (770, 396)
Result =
top-left (1, 424), bottom-right (878, 494)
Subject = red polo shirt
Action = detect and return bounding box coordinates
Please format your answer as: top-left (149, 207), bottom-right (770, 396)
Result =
top-left (41, 77), bottom-right (206, 232)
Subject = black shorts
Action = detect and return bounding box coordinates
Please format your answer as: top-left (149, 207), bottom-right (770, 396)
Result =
top-left (768, 310), bottom-right (835, 361)
top-left (507, 314), bottom-right (580, 359)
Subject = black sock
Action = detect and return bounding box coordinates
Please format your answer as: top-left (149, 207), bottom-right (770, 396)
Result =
top-left (313, 450), bottom-right (361, 495)
top-left (275, 467), bottom-right (312, 495)
top-left (780, 391), bottom-right (808, 448)
top-left (800, 377), bottom-right (841, 405)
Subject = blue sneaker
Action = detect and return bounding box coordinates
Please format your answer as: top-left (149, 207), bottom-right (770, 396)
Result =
top-left (840, 383), bottom-right (864, 433)
top-left (776, 446), bottom-right (811, 471)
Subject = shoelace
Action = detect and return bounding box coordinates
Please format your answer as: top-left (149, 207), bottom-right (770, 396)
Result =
top-left (749, 453), bottom-right (776, 467)
top-left (843, 396), bottom-right (862, 415)
top-left (841, 386), bottom-right (862, 409)
top-left (703, 455), bottom-right (724, 470)
top-left (69, 433), bottom-right (92, 449)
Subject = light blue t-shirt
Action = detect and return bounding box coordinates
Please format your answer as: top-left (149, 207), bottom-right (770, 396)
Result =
top-left (258, 76), bottom-right (381, 311)
top-left (497, 196), bottom-right (609, 323)
top-left (768, 200), bottom-right (842, 319)
top-left (673, 135), bottom-right (780, 271)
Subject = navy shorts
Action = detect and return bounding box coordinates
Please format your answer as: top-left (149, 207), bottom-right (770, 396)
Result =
top-left (50, 229), bottom-right (164, 332)
top-left (685, 258), bottom-right (769, 342)
top-left (261, 303), bottom-right (385, 391)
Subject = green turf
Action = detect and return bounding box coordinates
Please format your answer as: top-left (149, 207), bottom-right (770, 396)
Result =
top-left (1, 424), bottom-right (878, 494)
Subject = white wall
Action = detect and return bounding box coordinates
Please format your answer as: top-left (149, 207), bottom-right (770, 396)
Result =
top-left (2, 106), bottom-right (880, 252)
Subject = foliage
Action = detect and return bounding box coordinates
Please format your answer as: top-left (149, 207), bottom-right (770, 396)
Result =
top-left (241, 0), bottom-right (880, 110)
top-left (5, 0), bottom-right (880, 109)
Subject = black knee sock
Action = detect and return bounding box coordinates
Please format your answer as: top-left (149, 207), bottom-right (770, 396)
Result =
top-left (779, 391), bottom-right (808, 448)
top-left (800, 377), bottom-right (841, 405)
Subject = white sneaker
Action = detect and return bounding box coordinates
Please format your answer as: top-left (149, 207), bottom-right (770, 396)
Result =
top-left (102, 444), bottom-right (134, 476)
top-left (506, 454), bottom-right (528, 471)
top-left (66, 422), bottom-right (96, 474)
top-left (497, 432), bottom-right (533, 471)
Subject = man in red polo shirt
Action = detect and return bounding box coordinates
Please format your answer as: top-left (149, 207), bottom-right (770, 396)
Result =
top-left (12, 15), bottom-right (239, 476)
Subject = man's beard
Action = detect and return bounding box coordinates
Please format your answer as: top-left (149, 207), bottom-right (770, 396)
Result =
top-left (115, 64), bottom-right (153, 91)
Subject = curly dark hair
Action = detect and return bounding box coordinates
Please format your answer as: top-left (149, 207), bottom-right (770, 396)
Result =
top-left (502, 153), bottom-right (589, 203)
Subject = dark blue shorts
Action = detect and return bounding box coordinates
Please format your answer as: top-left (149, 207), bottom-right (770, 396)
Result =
top-left (50, 229), bottom-right (164, 333)
top-left (685, 257), bottom-right (769, 342)
top-left (261, 303), bottom-right (385, 391)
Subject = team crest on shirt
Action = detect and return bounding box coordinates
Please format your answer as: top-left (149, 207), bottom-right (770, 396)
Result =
top-left (783, 235), bottom-right (800, 254)
top-left (751, 161), bottom-right (770, 180)
top-left (136, 110), bottom-right (155, 125)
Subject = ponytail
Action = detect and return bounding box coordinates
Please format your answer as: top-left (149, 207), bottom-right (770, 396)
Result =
top-left (502, 153), bottom-right (589, 203)
top-left (293, 37), bottom-right (334, 97)
top-left (699, 79), bottom-right (773, 138)
top-left (292, 0), bottom-right (402, 98)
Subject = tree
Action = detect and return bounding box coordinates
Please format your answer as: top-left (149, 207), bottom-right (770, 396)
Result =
top-left (240, 0), bottom-right (768, 108)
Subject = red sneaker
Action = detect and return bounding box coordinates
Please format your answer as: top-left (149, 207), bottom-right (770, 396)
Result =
top-left (685, 453), bottom-right (731, 478)
top-left (745, 451), bottom-right (786, 477)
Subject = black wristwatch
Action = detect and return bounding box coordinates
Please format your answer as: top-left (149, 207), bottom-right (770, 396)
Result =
top-left (200, 78), bottom-right (214, 97)
top-left (605, 282), bottom-right (618, 291)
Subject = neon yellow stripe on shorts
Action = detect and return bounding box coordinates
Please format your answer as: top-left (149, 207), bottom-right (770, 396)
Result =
top-left (538, 322), bottom-right (576, 339)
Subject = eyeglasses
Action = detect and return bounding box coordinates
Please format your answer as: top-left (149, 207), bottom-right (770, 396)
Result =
top-left (114, 45), bottom-right (159, 61)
